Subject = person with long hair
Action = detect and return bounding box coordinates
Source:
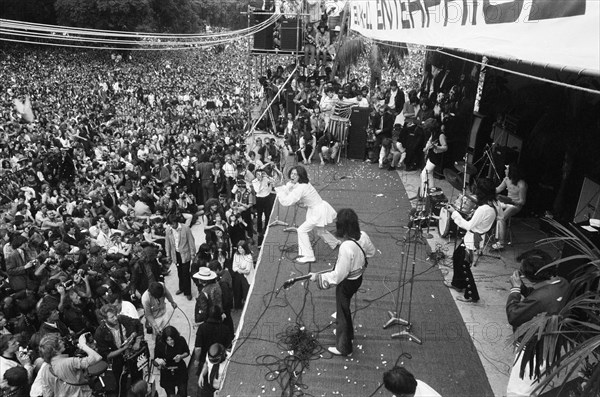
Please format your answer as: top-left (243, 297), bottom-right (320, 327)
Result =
top-left (420, 118), bottom-right (447, 196)
top-left (444, 178), bottom-right (497, 303)
top-left (493, 163), bottom-right (527, 250)
top-left (231, 240), bottom-right (255, 309)
top-left (153, 326), bottom-right (189, 397)
top-left (275, 165), bottom-right (339, 263)
top-left (308, 208), bottom-right (375, 356)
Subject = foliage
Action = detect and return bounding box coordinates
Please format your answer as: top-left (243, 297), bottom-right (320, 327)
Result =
top-left (0, 0), bottom-right (56, 24)
top-left (511, 218), bottom-right (600, 396)
top-left (334, 37), bottom-right (365, 76)
top-left (3, 0), bottom-right (249, 33)
top-left (331, 3), bottom-right (409, 85)
top-left (191, 0), bottom-right (248, 31)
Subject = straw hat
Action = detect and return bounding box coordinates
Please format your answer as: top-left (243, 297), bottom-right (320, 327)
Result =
top-left (192, 267), bottom-right (217, 281)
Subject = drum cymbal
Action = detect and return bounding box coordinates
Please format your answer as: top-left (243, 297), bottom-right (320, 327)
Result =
top-left (466, 194), bottom-right (477, 203)
top-left (443, 168), bottom-right (465, 191)
top-left (454, 161), bottom-right (478, 175)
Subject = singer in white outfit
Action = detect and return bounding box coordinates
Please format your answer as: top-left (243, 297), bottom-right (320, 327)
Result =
top-left (275, 165), bottom-right (340, 263)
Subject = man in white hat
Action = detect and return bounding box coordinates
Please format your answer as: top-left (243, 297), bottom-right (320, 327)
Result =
top-left (192, 268), bottom-right (222, 325)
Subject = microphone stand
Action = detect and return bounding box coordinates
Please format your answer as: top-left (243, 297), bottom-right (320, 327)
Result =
top-left (268, 196), bottom-right (289, 228)
top-left (383, 249), bottom-right (409, 329)
top-left (384, 227), bottom-right (422, 344)
top-left (283, 202), bottom-right (299, 232)
top-left (410, 170), bottom-right (433, 244)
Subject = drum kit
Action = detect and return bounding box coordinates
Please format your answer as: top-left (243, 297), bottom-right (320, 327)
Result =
top-left (437, 158), bottom-right (479, 237)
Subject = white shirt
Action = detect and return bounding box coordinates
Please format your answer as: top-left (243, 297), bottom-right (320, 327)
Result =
top-left (317, 232), bottom-right (376, 288)
top-left (252, 177), bottom-right (272, 198)
top-left (171, 225), bottom-right (181, 252)
top-left (451, 204), bottom-right (496, 250)
top-left (388, 89), bottom-right (398, 109)
top-left (120, 300), bottom-right (139, 319)
top-left (414, 379), bottom-right (442, 396)
top-left (233, 253), bottom-right (255, 285)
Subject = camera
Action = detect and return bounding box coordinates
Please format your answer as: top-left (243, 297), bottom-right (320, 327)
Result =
top-left (63, 280), bottom-right (74, 290)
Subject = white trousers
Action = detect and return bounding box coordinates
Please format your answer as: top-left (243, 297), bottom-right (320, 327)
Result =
top-left (297, 220), bottom-right (339, 258)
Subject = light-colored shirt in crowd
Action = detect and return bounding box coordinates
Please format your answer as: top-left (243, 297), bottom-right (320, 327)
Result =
top-left (120, 300), bottom-right (139, 319)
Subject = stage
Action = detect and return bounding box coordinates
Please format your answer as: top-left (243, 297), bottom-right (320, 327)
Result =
top-left (220, 161), bottom-right (494, 396)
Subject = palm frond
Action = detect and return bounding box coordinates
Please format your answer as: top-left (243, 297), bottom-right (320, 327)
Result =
top-left (368, 44), bottom-right (382, 77)
top-left (378, 40), bottom-right (409, 70)
top-left (533, 336), bottom-right (600, 395)
top-left (509, 217), bottom-right (600, 395)
top-left (334, 37), bottom-right (366, 75)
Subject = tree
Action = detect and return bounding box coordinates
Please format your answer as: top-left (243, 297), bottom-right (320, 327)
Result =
top-left (152, 0), bottom-right (202, 33)
top-left (332, 4), bottom-right (408, 90)
top-left (0, 0), bottom-right (56, 24)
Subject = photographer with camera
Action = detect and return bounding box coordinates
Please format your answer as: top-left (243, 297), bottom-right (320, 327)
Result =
top-left (94, 304), bottom-right (144, 396)
top-left (0, 334), bottom-right (34, 387)
top-left (33, 332), bottom-right (102, 397)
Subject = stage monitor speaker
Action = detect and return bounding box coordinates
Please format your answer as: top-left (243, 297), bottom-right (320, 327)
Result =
top-left (252, 12), bottom-right (274, 50)
top-left (347, 108), bottom-right (370, 160)
top-left (285, 90), bottom-right (297, 117)
top-left (280, 18), bottom-right (301, 51)
top-left (574, 177), bottom-right (600, 223)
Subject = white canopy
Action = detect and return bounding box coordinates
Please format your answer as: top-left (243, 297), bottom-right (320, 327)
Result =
top-left (349, 0), bottom-right (600, 74)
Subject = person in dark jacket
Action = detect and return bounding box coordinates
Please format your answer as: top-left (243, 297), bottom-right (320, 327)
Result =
top-left (154, 326), bottom-right (189, 397)
top-left (505, 249), bottom-right (570, 396)
top-left (94, 304), bottom-right (145, 393)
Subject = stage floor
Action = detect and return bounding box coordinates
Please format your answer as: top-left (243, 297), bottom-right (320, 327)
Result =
top-left (220, 161), bottom-right (494, 396)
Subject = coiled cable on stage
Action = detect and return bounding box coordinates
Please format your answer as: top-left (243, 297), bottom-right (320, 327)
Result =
top-left (257, 323), bottom-right (325, 396)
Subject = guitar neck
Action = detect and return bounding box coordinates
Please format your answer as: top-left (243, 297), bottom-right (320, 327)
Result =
top-left (294, 274), bottom-right (312, 282)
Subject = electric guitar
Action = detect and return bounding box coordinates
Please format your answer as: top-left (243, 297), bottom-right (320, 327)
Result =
top-left (281, 274), bottom-right (312, 290)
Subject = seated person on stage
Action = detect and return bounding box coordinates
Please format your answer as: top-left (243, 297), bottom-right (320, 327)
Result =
top-left (505, 249), bottom-right (570, 396)
top-left (394, 89), bottom-right (419, 127)
top-left (379, 126), bottom-right (406, 171)
top-left (297, 131), bottom-right (316, 165)
top-left (317, 129), bottom-right (339, 164)
top-left (383, 366), bottom-right (441, 396)
top-left (493, 163), bottom-right (527, 251)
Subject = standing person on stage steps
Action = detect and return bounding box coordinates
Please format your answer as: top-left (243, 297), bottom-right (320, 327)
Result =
top-left (165, 215), bottom-right (195, 300)
top-left (251, 168), bottom-right (275, 243)
top-left (444, 178), bottom-right (497, 303)
top-left (309, 208), bottom-right (375, 356)
top-left (275, 166), bottom-right (340, 263)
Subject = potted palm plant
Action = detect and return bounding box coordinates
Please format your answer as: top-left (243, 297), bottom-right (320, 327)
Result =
top-left (511, 217), bottom-right (600, 396)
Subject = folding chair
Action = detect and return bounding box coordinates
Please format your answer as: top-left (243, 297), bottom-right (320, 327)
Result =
top-left (473, 223), bottom-right (501, 266)
top-left (327, 101), bottom-right (353, 163)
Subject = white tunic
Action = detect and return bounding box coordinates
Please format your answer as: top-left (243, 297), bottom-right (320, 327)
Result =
top-left (451, 204), bottom-right (496, 250)
top-left (275, 182), bottom-right (337, 227)
top-left (317, 232), bottom-right (376, 289)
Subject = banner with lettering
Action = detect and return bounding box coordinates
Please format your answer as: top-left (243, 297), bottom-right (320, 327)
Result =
top-left (349, 0), bottom-right (599, 73)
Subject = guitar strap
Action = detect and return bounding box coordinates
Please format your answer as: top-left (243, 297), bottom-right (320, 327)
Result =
top-left (348, 238), bottom-right (368, 268)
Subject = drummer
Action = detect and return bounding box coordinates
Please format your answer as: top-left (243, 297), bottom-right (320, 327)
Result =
top-left (492, 163), bottom-right (527, 250)
top-left (444, 179), bottom-right (497, 303)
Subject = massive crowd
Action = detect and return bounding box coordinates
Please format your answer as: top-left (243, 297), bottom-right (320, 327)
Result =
top-left (0, 31), bottom-right (479, 396)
